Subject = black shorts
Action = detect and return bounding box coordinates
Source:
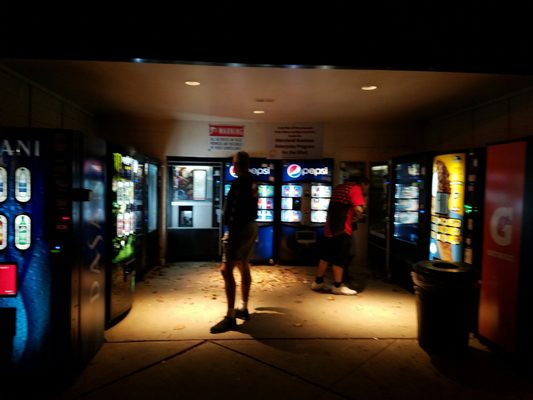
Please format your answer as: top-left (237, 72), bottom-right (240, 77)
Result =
top-left (319, 234), bottom-right (352, 268)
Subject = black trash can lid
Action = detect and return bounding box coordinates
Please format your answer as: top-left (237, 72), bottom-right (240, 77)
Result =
top-left (412, 260), bottom-right (477, 286)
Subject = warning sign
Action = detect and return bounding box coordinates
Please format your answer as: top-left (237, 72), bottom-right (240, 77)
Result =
top-left (208, 124), bottom-right (244, 151)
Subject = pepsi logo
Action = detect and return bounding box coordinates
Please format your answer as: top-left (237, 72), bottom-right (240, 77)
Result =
top-left (229, 165), bottom-right (238, 178)
top-left (287, 164), bottom-right (302, 178)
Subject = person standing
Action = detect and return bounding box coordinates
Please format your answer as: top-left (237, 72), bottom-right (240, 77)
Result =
top-left (311, 175), bottom-right (369, 295)
top-left (210, 151), bottom-right (258, 333)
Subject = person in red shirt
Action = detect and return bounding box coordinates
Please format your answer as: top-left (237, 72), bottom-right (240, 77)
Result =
top-left (311, 175), bottom-right (369, 295)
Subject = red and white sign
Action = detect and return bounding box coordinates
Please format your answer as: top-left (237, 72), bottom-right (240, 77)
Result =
top-left (209, 124), bottom-right (244, 151)
top-left (478, 140), bottom-right (526, 352)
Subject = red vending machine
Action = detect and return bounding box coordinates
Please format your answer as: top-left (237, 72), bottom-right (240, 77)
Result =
top-left (478, 138), bottom-right (533, 371)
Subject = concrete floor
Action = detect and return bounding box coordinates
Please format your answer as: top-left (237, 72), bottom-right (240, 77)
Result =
top-left (12, 262), bottom-right (533, 399)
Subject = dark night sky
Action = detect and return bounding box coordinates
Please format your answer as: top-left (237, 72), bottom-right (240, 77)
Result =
top-left (1, 3), bottom-right (532, 74)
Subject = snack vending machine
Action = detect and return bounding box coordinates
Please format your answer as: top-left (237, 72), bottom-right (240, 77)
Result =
top-left (106, 146), bottom-right (147, 327)
top-left (223, 158), bottom-right (276, 264)
top-left (428, 149), bottom-right (485, 266)
top-left (0, 128), bottom-right (106, 378)
top-left (278, 159), bottom-right (333, 265)
top-left (389, 153), bottom-right (432, 289)
top-left (478, 138), bottom-right (532, 370)
top-left (166, 158), bottom-right (223, 262)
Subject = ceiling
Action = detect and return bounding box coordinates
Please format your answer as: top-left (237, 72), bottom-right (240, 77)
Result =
top-left (2, 6), bottom-right (533, 128)
top-left (3, 58), bottom-right (533, 128)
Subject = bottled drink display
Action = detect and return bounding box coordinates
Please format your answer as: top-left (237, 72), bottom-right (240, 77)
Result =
top-left (14, 214), bottom-right (31, 250)
top-left (111, 153), bottom-right (139, 264)
top-left (15, 167), bottom-right (31, 203)
top-left (0, 166), bottom-right (7, 202)
top-left (0, 214), bottom-right (7, 250)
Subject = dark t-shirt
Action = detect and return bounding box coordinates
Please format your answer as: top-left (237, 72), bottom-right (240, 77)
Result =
top-left (223, 174), bottom-right (258, 228)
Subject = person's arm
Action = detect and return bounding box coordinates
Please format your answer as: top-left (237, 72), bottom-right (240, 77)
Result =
top-left (353, 204), bottom-right (364, 220)
top-left (350, 185), bottom-right (366, 221)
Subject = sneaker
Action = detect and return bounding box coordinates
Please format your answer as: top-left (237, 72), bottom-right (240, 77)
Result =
top-left (210, 316), bottom-right (237, 333)
top-left (331, 284), bottom-right (357, 295)
top-left (311, 281), bottom-right (332, 291)
top-left (235, 308), bottom-right (250, 320)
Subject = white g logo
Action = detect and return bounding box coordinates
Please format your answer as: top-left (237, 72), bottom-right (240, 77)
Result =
top-left (490, 207), bottom-right (513, 246)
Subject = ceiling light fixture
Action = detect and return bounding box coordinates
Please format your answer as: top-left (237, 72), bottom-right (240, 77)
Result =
top-left (185, 81), bottom-right (201, 86)
top-left (361, 85), bottom-right (378, 91)
top-left (253, 110), bottom-right (265, 114)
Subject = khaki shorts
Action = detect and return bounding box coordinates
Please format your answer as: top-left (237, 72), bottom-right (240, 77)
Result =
top-left (226, 222), bottom-right (258, 262)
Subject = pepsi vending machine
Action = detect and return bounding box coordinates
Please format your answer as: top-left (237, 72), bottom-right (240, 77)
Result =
top-left (0, 128), bottom-right (106, 379)
top-left (278, 159), bottom-right (333, 265)
top-left (223, 158), bottom-right (276, 264)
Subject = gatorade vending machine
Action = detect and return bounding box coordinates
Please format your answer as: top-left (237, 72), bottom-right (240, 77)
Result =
top-left (478, 138), bottom-right (532, 370)
top-left (223, 158), bottom-right (276, 264)
top-left (278, 159), bottom-right (333, 265)
top-left (0, 128), bottom-right (107, 378)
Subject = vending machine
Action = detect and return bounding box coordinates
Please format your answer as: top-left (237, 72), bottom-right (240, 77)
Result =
top-left (223, 158), bottom-right (276, 264)
top-left (477, 138), bottom-right (532, 370)
top-left (367, 161), bottom-right (391, 276)
top-left (389, 152), bottom-right (432, 289)
top-left (278, 159), bottom-right (333, 265)
top-left (144, 159), bottom-right (160, 270)
top-left (0, 127), bottom-right (106, 378)
top-left (166, 157), bottom-right (223, 262)
top-left (106, 145), bottom-right (148, 327)
top-left (428, 149), bottom-right (485, 266)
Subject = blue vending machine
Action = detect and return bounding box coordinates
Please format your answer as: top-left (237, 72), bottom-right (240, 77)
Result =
top-left (223, 158), bottom-right (276, 264)
top-left (0, 128), bottom-right (107, 380)
top-left (278, 159), bottom-right (334, 265)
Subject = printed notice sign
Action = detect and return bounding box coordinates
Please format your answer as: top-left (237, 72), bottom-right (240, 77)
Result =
top-left (209, 124), bottom-right (244, 151)
top-left (269, 124), bottom-right (323, 159)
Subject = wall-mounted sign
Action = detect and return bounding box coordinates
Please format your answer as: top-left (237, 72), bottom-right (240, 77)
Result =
top-left (208, 124), bottom-right (244, 151)
top-left (269, 124), bottom-right (323, 159)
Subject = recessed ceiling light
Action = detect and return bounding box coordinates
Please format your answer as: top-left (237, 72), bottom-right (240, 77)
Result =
top-left (185, 81), bottom-right (201, 86)
top-left (361, 85), bottom-right (378, 91)
top-left (253, 110), bottom-right (265, 114)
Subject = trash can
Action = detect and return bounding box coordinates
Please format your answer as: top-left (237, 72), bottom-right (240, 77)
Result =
top-left (411, 260), bottom-right (478, 356)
